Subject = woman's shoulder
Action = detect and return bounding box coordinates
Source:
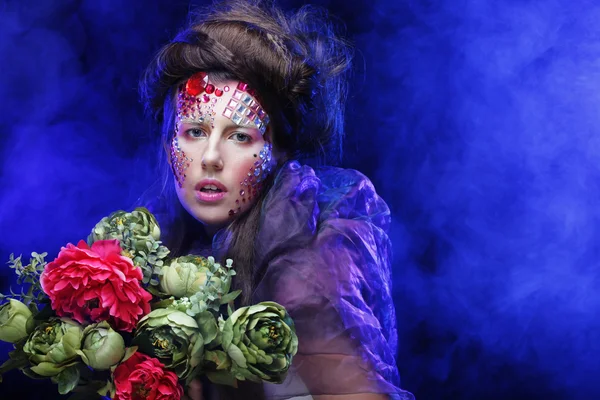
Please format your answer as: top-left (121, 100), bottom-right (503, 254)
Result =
top-left (266, 160), bottom-right (391, 232)
top-left (254, 161), bottom-right (392, 270)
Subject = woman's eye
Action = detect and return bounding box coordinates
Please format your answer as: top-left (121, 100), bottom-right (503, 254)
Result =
top-left (231, 132), bottom-right (252, 143)
top-left (185, 128), bottom-right (206, 138)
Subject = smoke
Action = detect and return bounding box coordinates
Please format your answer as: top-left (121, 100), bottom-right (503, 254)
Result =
top-left (0, 3), bottom-right (180, 397)
top-left (1, 0), bottom-right (599, 399)
top-left (343, 0), bottom-right (600, 398)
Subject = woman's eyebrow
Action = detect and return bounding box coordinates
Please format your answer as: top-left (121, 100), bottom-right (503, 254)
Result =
top-left (179, 120), bottom-right (210, 129)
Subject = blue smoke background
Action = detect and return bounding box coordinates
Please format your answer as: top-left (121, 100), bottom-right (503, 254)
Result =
top-left (1, 0), bottom-right (598, 398)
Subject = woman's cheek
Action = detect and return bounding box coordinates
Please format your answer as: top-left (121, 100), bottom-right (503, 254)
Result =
top-left (228, 143), bottom-right (274, 217)
top-left (170, 136), bottom-right (195, 188)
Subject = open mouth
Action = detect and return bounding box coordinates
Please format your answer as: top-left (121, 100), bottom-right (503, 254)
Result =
top-left (195, 180), bottom-right (228, 203)
top-left (200, 184), bottom-right (223, 193)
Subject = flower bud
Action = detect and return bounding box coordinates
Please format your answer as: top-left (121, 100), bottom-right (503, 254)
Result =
top-left (0, 299), bottom-right (32, 343)
top-left (160, 256), bottom-right (221, 298)
top-left (78, 321), bottom-right (125, 370)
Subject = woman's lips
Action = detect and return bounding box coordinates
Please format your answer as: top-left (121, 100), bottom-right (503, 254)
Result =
top-left (195, 190), bottom-right (227, 203)
top-left (194, 178), bottom-right (228, 203)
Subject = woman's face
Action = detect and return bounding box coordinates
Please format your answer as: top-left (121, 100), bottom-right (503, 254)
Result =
top-left (169, 75), bottom-right (274, 234)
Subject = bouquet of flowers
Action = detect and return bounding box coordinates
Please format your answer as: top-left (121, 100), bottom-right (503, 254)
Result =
top-left (0, 208), bottom-right (298, 399)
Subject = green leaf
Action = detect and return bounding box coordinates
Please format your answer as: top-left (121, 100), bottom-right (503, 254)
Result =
top-left (34, 304), bottom-right (56, 320)
top-left (227, 343), bottom-right (247, 368)
top-left (121, 346), bottom-right (138, 363)
top-left (204, 350), bottom-right (230, 370)
top-left (195, 311), bottom-right (218, 344)
top-left (52, 365), bottom-right (80, 395)
top-left (0, 351), bottom-right (29, 375)
top-left (206, 371), bottom-right (238, 387)
top-left (220, 290), bottom-right (241, 304)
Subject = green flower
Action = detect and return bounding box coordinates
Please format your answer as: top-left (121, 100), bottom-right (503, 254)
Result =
top-left (160, 256), bottom-right (229, 298)
top-left (76, 321), bottom-right (125, 370)
top-left (0, 299), bottom-right (33, 343)
top-left (221, 302), bottom-right (298, 383)
top-left (23, 318), bottom-right (83, 377)
top-left (88, 207), bottom-right (161, 245)
top-left (133, 308), bottom-right (207, 379)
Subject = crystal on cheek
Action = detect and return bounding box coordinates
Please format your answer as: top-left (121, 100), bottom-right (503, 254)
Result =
top-left (169, 137), bottom-right (193, 188)
top-left (228, 142), bottom-right (274, 216)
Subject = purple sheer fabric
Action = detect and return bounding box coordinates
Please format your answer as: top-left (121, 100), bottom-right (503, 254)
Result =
top-left (240, 161), bottom-right (415, 399)
top-left (151, 160), bottom-right (415, 399)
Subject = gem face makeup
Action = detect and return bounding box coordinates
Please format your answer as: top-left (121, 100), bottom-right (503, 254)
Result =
top-left (170, 137), bottom-right (193, 188)
top-left (222, 82), bottom-right (270, 135)
top-left (169, 74), bottom-right (276, 232)
top-left (176, 72), bottom-right (269, 135)
top-left (229, 142), bottom-right (274, 216)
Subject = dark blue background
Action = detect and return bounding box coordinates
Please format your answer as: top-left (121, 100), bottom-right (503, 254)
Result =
top-left (1, 0), bottom-right (599, 399)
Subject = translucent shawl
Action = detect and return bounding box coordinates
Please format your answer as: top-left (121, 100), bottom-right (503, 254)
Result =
top-left (213, 161), bottom-right (415, 399)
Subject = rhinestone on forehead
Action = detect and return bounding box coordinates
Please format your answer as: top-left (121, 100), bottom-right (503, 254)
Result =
top-left (176, 73), bottom-right (269, 135)
top-left (222, 82), bottom-right (270, 135)
top-left (176, 84), bottom-right (216, 130)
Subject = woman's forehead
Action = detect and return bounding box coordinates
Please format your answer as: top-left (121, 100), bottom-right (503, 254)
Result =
top-left (175, 73), bottom-right (269, 135)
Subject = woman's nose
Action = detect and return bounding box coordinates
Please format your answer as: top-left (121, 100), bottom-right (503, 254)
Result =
top-left (201, 140), bottom-right (224, 171)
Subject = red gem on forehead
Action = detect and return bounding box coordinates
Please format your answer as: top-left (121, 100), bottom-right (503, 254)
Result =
top-left (237, 82), bottom-right (249, 91)
top-left (215, 88), bottom-right (223, 97)
top-left (205, 84), bottom-right (215, 94)
top-left (186, 72), bottom-right (208, 96)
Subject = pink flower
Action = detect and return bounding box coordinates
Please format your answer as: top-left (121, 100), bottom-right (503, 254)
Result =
top-left (113, 352), bottom-right (183, 400)
top-left (40, 240), bottom-right (152, 332)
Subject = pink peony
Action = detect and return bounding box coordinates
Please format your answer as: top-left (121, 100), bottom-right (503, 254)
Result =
top-left (113, 352), bottom-right (183, 400)
top-left (40, 239), bottom-right (152, 332)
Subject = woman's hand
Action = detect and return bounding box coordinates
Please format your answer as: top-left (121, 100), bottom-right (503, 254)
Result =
top-left (183, 380), bottom-right (203, 400)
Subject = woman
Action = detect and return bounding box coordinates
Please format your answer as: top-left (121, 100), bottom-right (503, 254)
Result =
top-left (141, 1), bottom-right (414, 399)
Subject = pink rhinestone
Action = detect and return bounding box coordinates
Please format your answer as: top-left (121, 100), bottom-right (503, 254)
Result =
top-left (223, 108), bottom-right (233, 118)
top-left (202, 94), bottom-right (210, 103)
top-left (224, 86), bottom-right (230, 92)
top-left (237, 82), bottom-right (249, 91)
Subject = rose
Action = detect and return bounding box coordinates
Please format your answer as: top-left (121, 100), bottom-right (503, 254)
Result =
top-left (113, 352), bottom-right (183, 400)
top-left (133, 308), bottom-right (207, 379)
top-left (77, 321), bottom-right (125, 370)
top-left (0, 299), bottom-right (33, 343)
top-left (40, 240), bottom-right (152, 332)
top-left (22, 318), bottom-right (83, 377)
top-left (160, 256), bottom-right (229, 298)
top-left (221, 302), bottom-right (298, 383)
